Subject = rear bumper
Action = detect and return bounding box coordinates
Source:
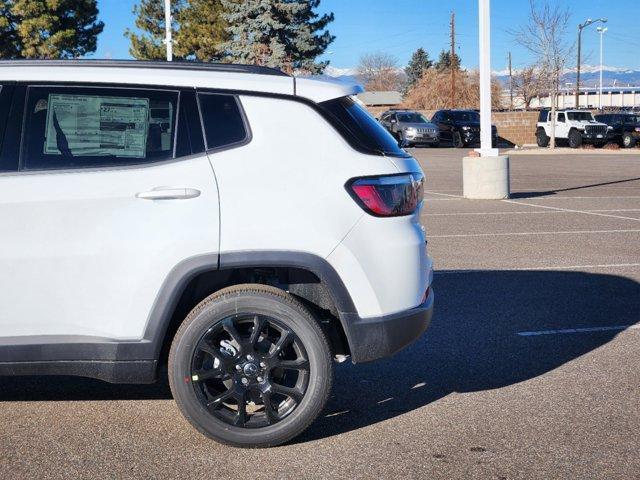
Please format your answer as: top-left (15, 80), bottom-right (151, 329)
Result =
top-left (341, 287), bottom-right (434, 363)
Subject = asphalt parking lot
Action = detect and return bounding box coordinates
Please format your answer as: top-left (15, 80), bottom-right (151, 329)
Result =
top-left (1, 148), bottom-right (639, 479)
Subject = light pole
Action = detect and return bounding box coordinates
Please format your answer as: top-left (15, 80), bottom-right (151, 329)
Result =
top-left (477, 0), bottom-right (497, 157)
top-left (164, 0), bottom-right (173, 61)
top-left (597, 26), bottom-right (608, 110)
top-left (576, 17), bottom-right (607, 107)
top-left (463, 0), bottom-right (509, 200)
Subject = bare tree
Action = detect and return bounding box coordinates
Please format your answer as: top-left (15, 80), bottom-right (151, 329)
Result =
top-left (357, 52), bottom-right (402, 91)
top-left (513, 66), bottom-right (543, 109)
top-left (512, 0), bottom-right (572, 148)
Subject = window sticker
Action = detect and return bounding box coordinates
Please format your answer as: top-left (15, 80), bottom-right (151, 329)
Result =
top-left (44, 94), bottom-right (150, 158)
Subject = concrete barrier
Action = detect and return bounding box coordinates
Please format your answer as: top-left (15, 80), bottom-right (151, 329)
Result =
top-left (462, 155), bottom-right (510, 199)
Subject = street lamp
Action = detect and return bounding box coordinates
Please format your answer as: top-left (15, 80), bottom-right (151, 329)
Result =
top-left (575, 17), bottom-right (607, 107)
top-left (596, 26), bottom-right (608, 110)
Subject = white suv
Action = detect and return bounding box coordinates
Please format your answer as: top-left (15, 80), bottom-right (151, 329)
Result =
top-left (536, 109), bottom-right (612, 148)
top-left (0, 60), bottom-right (434, 447)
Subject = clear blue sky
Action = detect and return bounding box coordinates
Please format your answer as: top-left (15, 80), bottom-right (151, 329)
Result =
top-left (95, 0), bottom-right (640, 71)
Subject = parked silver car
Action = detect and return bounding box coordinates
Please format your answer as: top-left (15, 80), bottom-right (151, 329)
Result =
top-left (379, 109), bottom-right (440, 147)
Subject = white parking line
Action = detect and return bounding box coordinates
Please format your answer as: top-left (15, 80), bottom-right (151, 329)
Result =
top-left (424, 209), bottom-right (640, 217)
top-left (517, 324), bottom-right (640, 336)
top-left (509, 195), bottom-right (640, 199)
top-left (504, 199), bottom-right (640, 223)
top-left (424, 191), bottom-right (463, 198)
top-left (429, 229), bottom-right (640, 238)
top-left (434, 263), bottom-right (640, 274)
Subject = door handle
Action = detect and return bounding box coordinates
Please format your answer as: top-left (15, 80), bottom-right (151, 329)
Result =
top-left (136, 187), bottom-right (201, 200)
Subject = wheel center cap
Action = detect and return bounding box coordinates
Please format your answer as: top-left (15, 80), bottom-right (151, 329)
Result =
top-left (243, 363), bottom-right (259, 376)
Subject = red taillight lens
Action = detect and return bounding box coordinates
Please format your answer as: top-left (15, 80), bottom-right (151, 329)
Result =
top-left (347, 173), bottom-right (424, 217)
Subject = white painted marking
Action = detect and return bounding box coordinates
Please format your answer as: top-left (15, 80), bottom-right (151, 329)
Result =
top-left (517, 324), bottom-right (640, 336)
top-left (423, 190), bottom-right (463, 198)
top-left (504, 199), bottom-right (640, 223)
top-left (434, 263), bottom-right (640, 274)
top-left (424, 193), bottom-right (640, 200)
top-left (424, 209), bottom-right (640, 217)
top-left (429, 229), bottom-right (640, 238)
top-left (507, 196), bottom-right (640, 200)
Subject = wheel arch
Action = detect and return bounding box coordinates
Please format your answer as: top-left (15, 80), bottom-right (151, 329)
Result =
top-left (146, 251), bottom-right (357, 368)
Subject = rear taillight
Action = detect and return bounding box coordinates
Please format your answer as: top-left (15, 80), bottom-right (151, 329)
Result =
top-left (347, 173), bottom-right (424, 217)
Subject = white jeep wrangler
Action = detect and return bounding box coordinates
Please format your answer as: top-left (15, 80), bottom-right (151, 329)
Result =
top-left (536, 109), bottom-right (613, 148)
top-left (0, 60), bottom-right (434, 448)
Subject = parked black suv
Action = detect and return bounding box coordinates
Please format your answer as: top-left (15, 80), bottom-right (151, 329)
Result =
top-left (431, 109), bottom-right (498, 148)
top-left (594, 112), bottom-right (640, 148)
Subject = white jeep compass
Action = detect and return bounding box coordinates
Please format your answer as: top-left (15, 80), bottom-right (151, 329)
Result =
top-left (0, 60), bottom-right (434, 447)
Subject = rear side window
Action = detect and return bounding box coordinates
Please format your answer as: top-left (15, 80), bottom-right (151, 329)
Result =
top-left (538, 110), bottom-right (549, 122)
top-left (23, 86), bottom-right (178, 170)
top-left (197, 93), bottom-right (248, 150)
top-left (320, 96), bottom-right (408, 157)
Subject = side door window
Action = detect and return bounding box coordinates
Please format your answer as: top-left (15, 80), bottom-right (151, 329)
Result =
top-left (23, 86), bottom-right (179, 170)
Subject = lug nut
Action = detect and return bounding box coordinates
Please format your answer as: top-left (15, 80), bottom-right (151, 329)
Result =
top-left (246, 355), bottom-right (254, 361)
top-left (241, 378), bottom-right (248, 385)
top-left (257, 376), bottom-right (263, 382)
top-left (235, 365), bottom-right (242, 371)
top-left (260, 362), bottom-right (266, 368)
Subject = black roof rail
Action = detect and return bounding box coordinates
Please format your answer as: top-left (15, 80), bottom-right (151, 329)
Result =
top-left (0, 59), bottom-right (289, 77)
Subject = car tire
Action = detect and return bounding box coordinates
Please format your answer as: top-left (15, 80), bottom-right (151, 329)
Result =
top-left (453, 132), bottom-right (464, 148)
top-left (536, 129), bottom-right (550, 148)
top-left (568, 129), bottom-right (583, 149)
top-left (622, 133), bottom-right (636, 148)
top-left (168, 284), bottom-right (333, 448)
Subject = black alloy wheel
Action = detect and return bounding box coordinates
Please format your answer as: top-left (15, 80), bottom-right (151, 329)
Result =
top-left (169, 284), bottom-right (333, 448)
top-left (190, 314), bottom-right (310, 428)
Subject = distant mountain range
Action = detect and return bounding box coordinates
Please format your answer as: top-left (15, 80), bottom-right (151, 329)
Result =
top-left (494, 65), bottom-right (640, 89)
top-left (322, 64), bottom-right (640, 90)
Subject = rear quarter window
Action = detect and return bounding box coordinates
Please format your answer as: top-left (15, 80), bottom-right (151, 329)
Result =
top-left (538, 110), bottom-right (549, 122)
top-left (319, 96), bottom-right (408, 157)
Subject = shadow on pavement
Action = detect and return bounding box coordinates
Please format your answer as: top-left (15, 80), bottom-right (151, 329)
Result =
top-left (298, 269), bottom-right (639, 442)
top-left (510, 176), bottom-right (640, 198)
top-left (0, 270), bottom-right (637, 444)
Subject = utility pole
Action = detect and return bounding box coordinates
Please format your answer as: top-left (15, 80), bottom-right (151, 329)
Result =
top-left (508, 51), bottom-right (513, 110)
top-left (576, 18), bottom-right (607, 107)
top-left (164, 0), bottom-right (173, 61)
top-left (450, 11), bottom-right (456, 108)
top-left (597, 26), bottom-right (607, 110)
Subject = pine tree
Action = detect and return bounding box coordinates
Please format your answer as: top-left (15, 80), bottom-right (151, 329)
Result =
top-left (220, 0), bottom-right (334, 74)
top-left (0, 0), bottom-right (103, 59)
top-left (178, 0), bottom-right (228, 61)
top-left (126, 0), bottom-right (228, 61)
top-left (126, 0), bottom-right (184, 60)
top-left (434, 49), bottom-right (462, 71)
top-left (404, 48), bottom-right (432, 90)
